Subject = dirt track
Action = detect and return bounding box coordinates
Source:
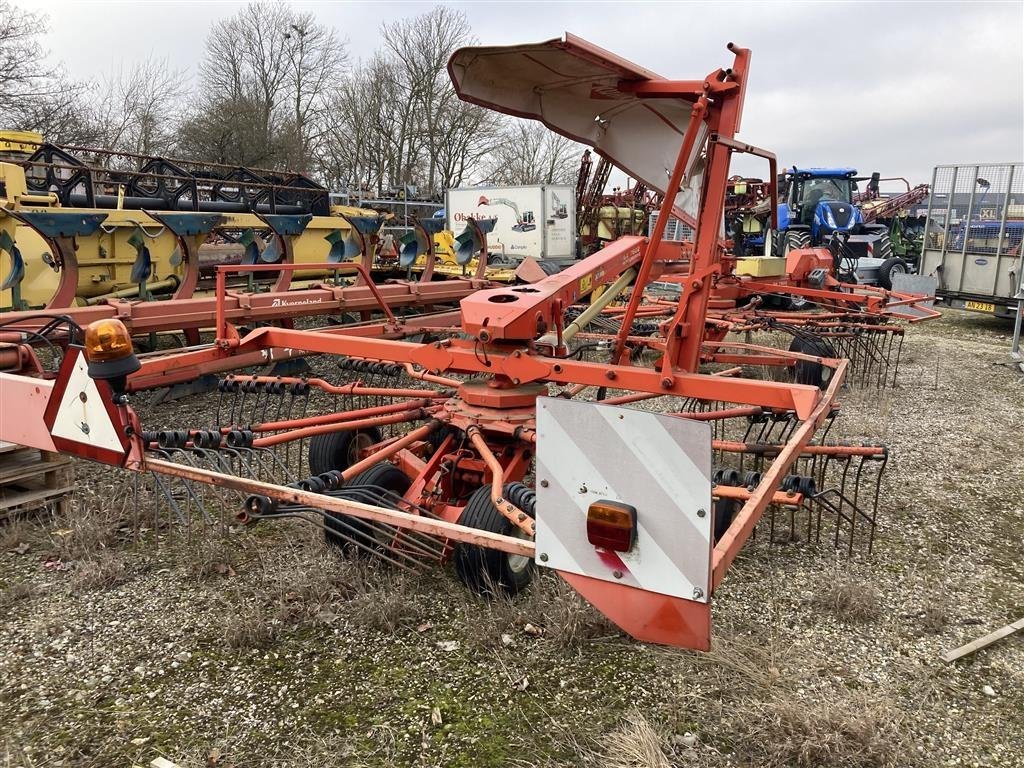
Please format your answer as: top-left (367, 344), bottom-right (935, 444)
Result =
top-left (1, 308), bottom-right (1022, 767)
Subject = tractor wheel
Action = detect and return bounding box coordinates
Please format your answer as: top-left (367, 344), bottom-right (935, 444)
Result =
top-left (324, 461), bottom-right (409, 552)
top-left (713, 499), bottom-right (740, 543)
top-left (308, 427), bottom-right (383, 476)
top-left (873, 231), bottom-right (895, 261)
top-left (783, 230), bottom-right (812, 254)
top-left (877, 256), bottom-right (908, 291)
top-left (453, 484), bottom-right (535, 597)
top-left (784, 293), bottom-right (810, 311)
top-left (789, 336), bottom-right (836, 389)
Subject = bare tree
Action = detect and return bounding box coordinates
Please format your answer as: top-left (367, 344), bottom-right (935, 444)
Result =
top-left (86, 58), bottom-right (188, 156)
top-left (284, 12), bottom-right (347, 169)
top-left (190, 1), bottom-right (347, 170)
top-left (486, 121), bottom-right (584, 186)
top-left (0, 1), bottom-right (89, 141)
top-left (319, 6), bottom-right (498, 197)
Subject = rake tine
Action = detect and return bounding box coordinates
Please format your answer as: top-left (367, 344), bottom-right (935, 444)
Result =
top-left (867, 455), bottom-right (886, 553)
top-left (891, 332), bottom-right (904, 388)
top-left (150, 470), bottom-right (186, 525)
top-left (334, 485), bottom-right (449, 559)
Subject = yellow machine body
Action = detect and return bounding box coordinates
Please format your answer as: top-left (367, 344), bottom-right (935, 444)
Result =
top-left (0, 158), bottom-right (384, 310)
top-left (734, 256), bottom-right (788, 278)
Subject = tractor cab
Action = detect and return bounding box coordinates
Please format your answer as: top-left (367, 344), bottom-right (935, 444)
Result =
top-left (771, 167), bottom-right (905, 288)
top-left (779, 168), bottom-right (863, 239)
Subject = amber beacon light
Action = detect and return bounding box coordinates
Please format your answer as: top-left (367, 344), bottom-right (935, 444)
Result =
top-left (83, 319), bottom-right (141, 382)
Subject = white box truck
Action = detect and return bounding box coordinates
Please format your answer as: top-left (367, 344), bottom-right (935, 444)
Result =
top-left (445, 184), bottom-right (576, 264)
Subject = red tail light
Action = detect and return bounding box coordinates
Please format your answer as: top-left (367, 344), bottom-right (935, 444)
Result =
top-left (586, 500), bottom-right (637, 552)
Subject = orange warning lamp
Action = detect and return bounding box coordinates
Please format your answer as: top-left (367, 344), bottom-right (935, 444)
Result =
top-left (586, 499), bottom-right (637, 552)
top-left (83, 319), bottom-right (140, 382)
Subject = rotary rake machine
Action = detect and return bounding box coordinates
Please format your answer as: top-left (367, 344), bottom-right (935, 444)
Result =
top-left (0, 35), bottom-right (936, 650)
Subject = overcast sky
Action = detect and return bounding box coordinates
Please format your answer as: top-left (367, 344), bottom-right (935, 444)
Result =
top-left (16, 0), bottom-right (1024, 187)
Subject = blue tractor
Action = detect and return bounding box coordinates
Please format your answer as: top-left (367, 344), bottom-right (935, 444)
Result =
top-left (772, 167), bottom-right (904, 289)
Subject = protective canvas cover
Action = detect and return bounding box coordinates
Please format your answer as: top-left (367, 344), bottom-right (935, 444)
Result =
top-left (449, 34), bottom-right (707, 221)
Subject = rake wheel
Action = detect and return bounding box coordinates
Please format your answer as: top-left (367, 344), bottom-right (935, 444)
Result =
top-left (308, 428), bottom-right (383, 476)
top-left (453, 484), bottom-right (535, 597)
top-left (325, 461), bottom-right (409, 552)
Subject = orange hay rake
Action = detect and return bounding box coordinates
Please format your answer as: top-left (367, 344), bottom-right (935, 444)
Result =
top-left (0, 35), bottom-right (935, 650)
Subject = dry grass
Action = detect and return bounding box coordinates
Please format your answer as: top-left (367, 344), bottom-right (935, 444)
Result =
top-left (474, 572), bottom-right (619, 648)
top-left (730, 690), bottom-right (910, 768)
top-left (0, 580), bottom-right (38, 611)
top-left (222, 600), bottom-right (280, 649)
top-left (919, 602), bottom-right (949, 634)
top-left (0, 519), bottom-right (38, 553)
top-left (186, 533), bottom-right (243, 580)
top-left (216, 545), bottom-right (433, 648)
top-left (46, 499), bottom-right (125, 561)
top-left (599, 711), bottom-right (672, 768)
top-left (70, 552), bottom-right (128, 592)
top-left (811, 570), bottom-right (882, 623)
top-left (680, 635), bottom-right (914, 768)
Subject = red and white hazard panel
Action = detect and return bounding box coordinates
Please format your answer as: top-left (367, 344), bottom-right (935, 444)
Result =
top-left (43, 348), bottom-right (130, 465)
top-left (534, 397), bottom-right (712, 603)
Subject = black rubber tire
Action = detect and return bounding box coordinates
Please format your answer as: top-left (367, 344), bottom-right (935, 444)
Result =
top-left (789, 336), bottom-right (836, 389)
top-left (783, 229), bottom-right (812, 254)
top-left (713, 499), bottom-right (739, 543)
top-left (308, 428), bottom-right (383, 476)
top-left (873, 231), bottom-right (895, 261)
top-left (877, 255), bottom-right (907, 291)
top-left (324, 461), bottom-right (409, 552)
top-left (784, 293), bottom-right (810, 311)
top-left (453, 484), bottom-right (535, 597)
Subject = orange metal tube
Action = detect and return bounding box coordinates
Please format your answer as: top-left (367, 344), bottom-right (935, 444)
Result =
top-left (712, 440), bottom-right (884, 458)
top-left (228, 374), bottom-right (449, 399)
top-left (612, 97), bottom-right (709, 361)
top-left (341, 421), bottom-right (438, 481)
top-left (674, 406), bottom-right (763, 421)
top-left (467, 427), bottom-right (535, 537)
top-left (252, 398), bottom-right (435, 433)
top-left (714, 485), bottom-right (802, 505)
top-left (403, 363), bottom-right (462, 388)
top-left (597, 391), bottom-right (662, 405)
top-left (252, 408), bottom-right (433, 448)
top-left (145, 456), bottom-right (534, 557)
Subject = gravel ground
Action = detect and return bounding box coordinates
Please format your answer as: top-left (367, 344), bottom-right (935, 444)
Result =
top-left (1, 308), bottom-right (1022, 768)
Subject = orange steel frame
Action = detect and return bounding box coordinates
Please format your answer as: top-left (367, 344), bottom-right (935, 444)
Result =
top-left (0, 42), bottom-right (867, 648)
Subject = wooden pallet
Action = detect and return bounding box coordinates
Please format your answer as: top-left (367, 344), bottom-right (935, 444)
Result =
top-left (0, 441), bottom-right (74, 522)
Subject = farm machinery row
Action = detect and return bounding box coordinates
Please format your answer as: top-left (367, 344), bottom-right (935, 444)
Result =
top-left (0, 133), bottom-right (511, 325)
top-left (727, 168), bottom-right (930, 289)
top-left (0, 35), bottom-right (939, 650)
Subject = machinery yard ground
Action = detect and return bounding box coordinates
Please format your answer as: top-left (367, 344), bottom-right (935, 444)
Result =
top-left (1, 309), bottom-right (1021, 768)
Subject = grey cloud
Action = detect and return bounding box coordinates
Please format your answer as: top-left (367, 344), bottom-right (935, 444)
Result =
top-left (16, 0), bottom-right (1022, 183)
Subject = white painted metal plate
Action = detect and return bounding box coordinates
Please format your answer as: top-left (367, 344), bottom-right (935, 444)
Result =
top-left (44, 348), bottom-right (129, 464)
top-left (534, 397), bottom-right (712, 602)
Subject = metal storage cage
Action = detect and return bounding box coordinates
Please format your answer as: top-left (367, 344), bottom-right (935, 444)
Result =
top-left (920, 162), bottom-right (1024, 319)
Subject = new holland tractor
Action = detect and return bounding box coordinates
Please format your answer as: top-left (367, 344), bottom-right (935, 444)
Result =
top-left (771, 167), bottom-right (906, 289)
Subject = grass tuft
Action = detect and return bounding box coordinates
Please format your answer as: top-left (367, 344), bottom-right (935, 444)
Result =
top-left (70, 552), bottom-right (128, 591)
top-left (600, 710), bottom-right (672, 768)
top-left (811, 571), bottom-right (882, 623)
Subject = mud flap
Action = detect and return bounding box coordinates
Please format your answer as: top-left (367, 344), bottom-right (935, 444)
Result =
top-left (534, 397), bottom-right (713, 649)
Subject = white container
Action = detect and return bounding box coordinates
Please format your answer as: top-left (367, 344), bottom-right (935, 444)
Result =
top-left (445, 184), bottom-right (576, 262)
